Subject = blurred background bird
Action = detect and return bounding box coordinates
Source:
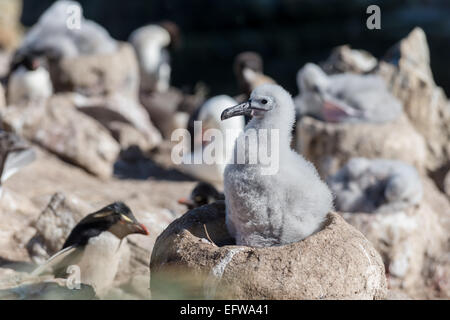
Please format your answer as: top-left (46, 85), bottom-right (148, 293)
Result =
top-left (129, 22), bottom-right (180, 94)
top-left (294, 63), bottom-right (403, 123)
top-left (6, 52), bottom-right (53, 105)
top-left (17, 0), bottom-right (117, 60)
top-left (178, 182), bottom-right (224, 210)
top-left (327, 158), bottom-right (423, 213)
top-left (0, 130), bottom-right (35, 198)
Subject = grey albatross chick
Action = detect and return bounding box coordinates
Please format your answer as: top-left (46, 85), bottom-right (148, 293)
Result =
top-left (221, 84), bottom-right (333, 247)
top-left (178, 182), bottom-right (224, 210)
top-left (294, 63), bottom-right (403, 123)
top-left (0, 130), bottom-right (36, 198)
top-left (31, 202), bottom-right (149, 296)
top-left (327, 158), bottom-right (423, 213)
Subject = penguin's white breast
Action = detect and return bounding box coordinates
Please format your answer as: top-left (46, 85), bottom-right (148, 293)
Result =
top-left (76, 231), bottom-right (122, 295)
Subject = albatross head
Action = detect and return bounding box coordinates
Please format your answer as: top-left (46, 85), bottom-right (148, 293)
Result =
top-left (296, 63), bottom-right (362, 122)
top-left (296, 63), bottom-right (330, 117)
top-left (221, 84), bottom-right (295, 127)
top-left (297, 63), bottom-right (329, 95)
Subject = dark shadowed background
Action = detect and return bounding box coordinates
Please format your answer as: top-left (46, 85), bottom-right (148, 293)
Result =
top-left (21, 0), bottom-right (450, 96)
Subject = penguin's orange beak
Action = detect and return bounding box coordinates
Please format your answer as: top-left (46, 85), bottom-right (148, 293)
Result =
top-left (133, 223), bottom-right (149, 235)
top-left (178, 198), bottom-right (195, 207)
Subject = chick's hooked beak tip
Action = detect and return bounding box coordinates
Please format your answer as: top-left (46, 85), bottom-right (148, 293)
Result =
top-left (221, 101), bottom-right (251, 121)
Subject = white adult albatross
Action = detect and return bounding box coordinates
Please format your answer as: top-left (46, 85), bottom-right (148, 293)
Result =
top-left (294, 63), bottom-right (403, 123)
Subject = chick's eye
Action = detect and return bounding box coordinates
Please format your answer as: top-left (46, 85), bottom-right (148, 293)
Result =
top-left (311, 85), bottom-right (320, 93)
top-left (261, 99), bottom-right (268, 105)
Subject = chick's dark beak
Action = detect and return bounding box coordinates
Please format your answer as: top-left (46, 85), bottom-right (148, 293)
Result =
top-left (221, 101), bottom-right (252, 120)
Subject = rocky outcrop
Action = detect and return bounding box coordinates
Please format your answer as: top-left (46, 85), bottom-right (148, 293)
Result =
top-left (320, 28), bottom-right (450, 189)
top-left (342, 204), bottom-right (442, 295)
top-left (342, 176), bottom-right (450, 299)
top-left (0, 270), bottom-right (97, 300)
top-left (321, 45), bottom-right (378, 75)
top-left (0, 0), bottom-right (22, 50)
top-left (0, 51), bottom-right (10, 79)
top-left (0, 140), bottom-right (195, 299)
top-left (0, 268), bottom-right (33, 290)
top-left (376, 27), bottom-right (450, 174)
top-left (26, 193), bottom-right (93, 264)
top-left (444, 171), bottom-right (450, 199)
top-left (33, 41), bottom-right (164, 152)
top-left (150, 202), bottom-right (387, 300)
top-left (0, 190), bottom-right (39, 262)
top-left (140, 89), bottom-right (188, 139)
top-left (0, 94), bottom-right (120, 178)
top-left (74, 94), bottom-right (162, 151)
top-left (38, 41), bottom-right (163, 152)
top-left (296, 114), bottom-right (427, 178)
top-left (49, 43), bottom-right (139, 100)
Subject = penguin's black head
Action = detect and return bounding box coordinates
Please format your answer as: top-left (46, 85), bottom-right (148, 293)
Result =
top-left (62, 202), bottom-right (149, 249)
top-left (233, 52), bottom-right (264, 76)
top-left (159, 20), bottom-right (181, 50)
top-left (10, 50), bottom-right (44, 74)
top-left (23, 55), bottom-right (41, 71)
top-left (178, 182), bottom-right (224, 210)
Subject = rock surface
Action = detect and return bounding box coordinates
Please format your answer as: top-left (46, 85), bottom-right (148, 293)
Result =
top-left (49, 43), bottom-right (139, 99)
top-left (342, 204), bottom-right (440, 296)
top-left (0, 142), bottom-right (196, 299)
top-left (0, 0), bottom-right (22, 50)
top-left (342, 176), bottom-right (450, 299)
top-left (0, 144), bottom-right (194, 280)
top-left (0, 94), bottom-right (121, 178)
top-left (0, 50), bottom-right (10, 78)
top-left (34, 41), bottom-right (163, 153)
top-left (26, 192), bottom-right (93, 264)
top-left (0, 189), bottom-right (40, 262)
top-left (0, 275), bottom-right (97, 300)
top-left (321, 45), bottom-right (378, 74)
top-left (444, 171), bottom-right (450, 199)
top-left (150, 202), bottom-right (387, 300)
top-left (296, 114), bottom-right (427, 178)
top-left (140, 89), bottom-right (185, 139)
top-left (377, 28), bottom-right (450, 174)
top-left (74, 93), bottom-right (162, 151)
